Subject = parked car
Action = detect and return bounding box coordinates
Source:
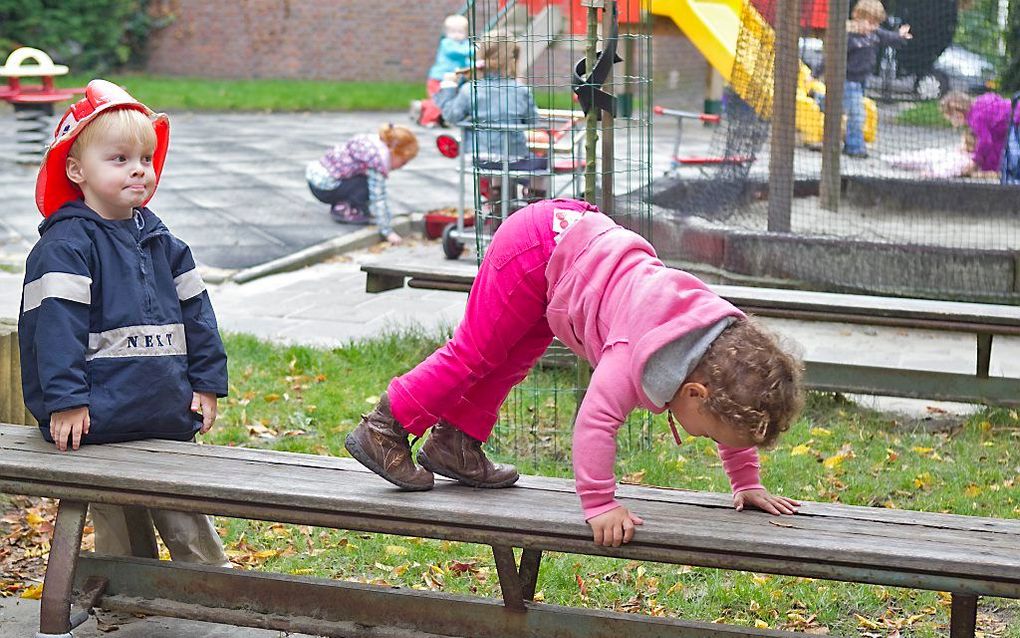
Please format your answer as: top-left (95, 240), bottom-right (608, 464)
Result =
top-left (798, 37), bottom-right (995, 102)
top-left (934, 44), bottom-right (996, 95)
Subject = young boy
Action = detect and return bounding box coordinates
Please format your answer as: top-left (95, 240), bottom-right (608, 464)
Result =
top-left (19, 79), bottom-right (230, 567)
top-left (843, 0), bottom-right (912, 157)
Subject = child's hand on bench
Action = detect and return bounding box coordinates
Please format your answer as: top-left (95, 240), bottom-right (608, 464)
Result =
top-left (192, 391), bottom-right (219, 434)
top-left (588, 506), bottom-right (644, 547)
top-left (50, 406), bottom-right (90, 452)
top-left (733, 488), bottom-right (799, 516)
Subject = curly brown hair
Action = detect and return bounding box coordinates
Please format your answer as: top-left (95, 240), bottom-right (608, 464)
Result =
top-left (691, 317), bottom-right (804, 447)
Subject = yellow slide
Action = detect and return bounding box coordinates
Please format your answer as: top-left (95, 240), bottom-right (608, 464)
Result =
top-left (649, 0), bottom-right (876, 145)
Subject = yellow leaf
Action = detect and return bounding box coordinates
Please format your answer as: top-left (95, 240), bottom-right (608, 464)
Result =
top-left (754, 619), bottom-right (769, 629)
top-left (665, 582), bottom-right (684, 595)
top-left (809, 427), bottom-right (831, 437)
top-left (822, 454), bottom-right (846, 469)
top-left (964, 484), bottom-right (982, 497)
top-left (263, 393), bottom-right (281, 403)
top-left (20, 583), bottom-right (43, 600)
top-left (912, 446), bottom-right (933, 456)
top-left (979, 420), bottom-right (993, 432)
top-left (790, 444), bottom-right (812, 456)
top-left (913, 472), bottom-right (933, 490)
top-left (290, 568), bottom-right (315, 575)
top-left (254, 549), bottom-right (279, 560)
top-left (854, 614), bottom-right (881, 629)
top-left (621, 470), bottom-right (646, 484)
top-left (385, 545), bottom-right (410, 556)
top-left (25, 512), bottom-right (46, 526)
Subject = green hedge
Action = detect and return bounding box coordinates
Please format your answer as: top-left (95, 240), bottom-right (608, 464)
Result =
top-left (0, 0), bottom-right (173, 73)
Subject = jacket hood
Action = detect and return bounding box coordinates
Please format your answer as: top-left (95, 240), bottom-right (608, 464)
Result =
top-left (39, 200), bottom-right (166, 239)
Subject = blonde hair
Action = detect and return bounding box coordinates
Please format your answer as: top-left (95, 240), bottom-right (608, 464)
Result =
top-left (691, 317), bottom-right (804, 447)
top-left (444, 14), bottom-right (468, 39)
top-left (378, 124), bottom-right (419, 165)
top-left (940, 90), bottom-right (974, 121)
top-left (851, 0), bottom-right (887, 24)
top-left (68, 108), bottom-right (157, 160)
top-left (477, 32), bottom-right (519, 79)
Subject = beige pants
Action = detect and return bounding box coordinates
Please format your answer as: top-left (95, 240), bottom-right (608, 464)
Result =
top-left (91, 503), bottom-right (231, 568)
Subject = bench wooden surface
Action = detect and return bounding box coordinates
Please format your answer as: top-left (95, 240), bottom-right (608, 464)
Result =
top-left (361, 260), bottom-right (1020, 406)
top-left (1, 423), bottom-right (1018, 637)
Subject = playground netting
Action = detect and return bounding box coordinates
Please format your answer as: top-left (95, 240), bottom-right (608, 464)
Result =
top-left (656, 0), bottom-right (1019, 304)
top-left (461, 0), bottom-right (656, 460)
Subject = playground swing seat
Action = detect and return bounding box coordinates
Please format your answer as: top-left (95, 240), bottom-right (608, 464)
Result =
top-left (433, 108), bottom-right (586, 260)
top-left (652, 105), bottom-right (753, 175)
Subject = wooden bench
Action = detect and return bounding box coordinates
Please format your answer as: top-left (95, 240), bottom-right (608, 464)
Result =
top-left (361, 260), bottom-right (1020, 407)
top-left (1, 423), bottom-right (1018, 637)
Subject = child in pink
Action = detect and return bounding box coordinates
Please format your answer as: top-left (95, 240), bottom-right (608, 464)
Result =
top-left (346, 198), bottom-right (804, 546)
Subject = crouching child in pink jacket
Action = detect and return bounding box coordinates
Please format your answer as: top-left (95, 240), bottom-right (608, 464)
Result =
top-left (346, 198), bottom-right (805, 546)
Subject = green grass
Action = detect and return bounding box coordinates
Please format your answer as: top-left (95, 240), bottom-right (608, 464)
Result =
top-left (896, 101), bottom-right (954, 129)
top-left (206, 330), bottom-right (1020, 636)
top-left (55, 73), bottom-right (423, 112)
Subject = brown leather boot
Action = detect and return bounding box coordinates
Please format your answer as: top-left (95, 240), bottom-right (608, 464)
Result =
top-left (417, 421), bottom-right (519, 488)
top-left (344, 392), bottom-right (434, 491)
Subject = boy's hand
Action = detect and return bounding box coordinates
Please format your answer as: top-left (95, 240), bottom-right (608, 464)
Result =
top-left (50, 406), bottom-right (90, 452)
top-left (899, 24), bottom-right (913, 39)
top-left (734, 488), bottom-right (800, 515)
top-left (587, 507), bottom-right (644, 547)
top-left (191, 391), bottom-right (218, 434)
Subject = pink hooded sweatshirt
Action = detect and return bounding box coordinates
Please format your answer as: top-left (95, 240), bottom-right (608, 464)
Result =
top-left (545, 212), bottom-right (764, 519)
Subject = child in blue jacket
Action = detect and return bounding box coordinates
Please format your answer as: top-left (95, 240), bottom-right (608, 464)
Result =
top-left (19, 79), bottom-right (231, 568)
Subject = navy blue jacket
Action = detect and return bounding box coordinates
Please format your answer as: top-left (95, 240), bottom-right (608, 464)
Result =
top-left (846, 28), bottom-right (908, 85)
top-left (18, 201), bottom-right (228, 444)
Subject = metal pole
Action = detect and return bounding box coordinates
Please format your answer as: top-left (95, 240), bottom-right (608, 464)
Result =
top-left (767, 0), bottom-right (800, 232)
top-left (582, 0), bottom-right (602, 204)
top-left (600, 0), bottom-right (616, 215)
top-left (820, 0), bottom-right (849, 211)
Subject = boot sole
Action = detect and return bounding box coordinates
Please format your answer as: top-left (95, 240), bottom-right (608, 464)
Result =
top-left (345, 432), bottom-right (434, 491)
top-left (417, 450), bottom-right (520, 489)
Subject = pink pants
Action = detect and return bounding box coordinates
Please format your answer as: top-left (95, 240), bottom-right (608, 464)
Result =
top-left (388, 200), bottom-right (584, 441)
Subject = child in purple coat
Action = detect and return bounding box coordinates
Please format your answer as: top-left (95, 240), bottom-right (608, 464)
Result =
top-left (941, 91), bottom-right (1020, 176)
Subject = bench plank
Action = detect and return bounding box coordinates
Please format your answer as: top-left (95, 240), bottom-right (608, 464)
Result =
top-left (360, 261), bottom-right (1020, 332)
top-left (2, 425), bottom-right (1019, 597)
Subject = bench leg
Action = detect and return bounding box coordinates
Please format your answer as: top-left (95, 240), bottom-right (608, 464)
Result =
top-left (950, 593), bottom-right (978, 638)
top-left (38, 499), bottom-right (87, 638)
top-left (365, 272), bottom-right (405, 293)
top-left (976, 333), bottom-right (993, 378)
top-left (518, 548), bottom-right (543, 602)
top-left (491, 545), bottom-right (544, 612)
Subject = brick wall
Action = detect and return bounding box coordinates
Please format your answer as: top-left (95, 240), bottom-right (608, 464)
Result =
top-left (145, 1), bottom-right (707, 104)
top-left (145, 0), bottom-right (465, 81)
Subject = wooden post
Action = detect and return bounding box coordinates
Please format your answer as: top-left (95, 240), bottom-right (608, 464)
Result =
top-left (820, 0), bottom-right (849, 211)
top-left (767, 0), bottom-right (800, 232)
top-left (582, 0), bottom-right (602, 204)
top-left (600, 0), bottom-right (616, 215)
top-left (0, 322), bottom-right (36, 426)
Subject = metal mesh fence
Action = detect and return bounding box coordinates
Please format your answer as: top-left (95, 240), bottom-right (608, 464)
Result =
top-left (454, 0), bottom-right (654, 461)
top-left (650, 0), bottom-right (1020, 304)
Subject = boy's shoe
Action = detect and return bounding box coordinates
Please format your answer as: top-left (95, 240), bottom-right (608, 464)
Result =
top-left (345, 392), bottom-right (434, 491)
top-left (417, 421), bottom-right (520, 488)
top-left (409, 100), bottom-right (423, 123)
top-left (843, 149), bottom-right (869, 159)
